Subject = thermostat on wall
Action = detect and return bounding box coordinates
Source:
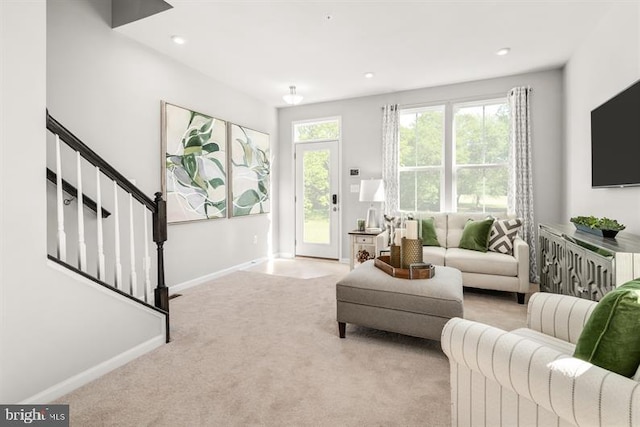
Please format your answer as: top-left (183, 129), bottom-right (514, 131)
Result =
top-left (349, 168), bottom-right (360, 177)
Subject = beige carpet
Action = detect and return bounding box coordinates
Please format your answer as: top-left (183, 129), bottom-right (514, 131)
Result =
top-left (56, 266), bottom-right (528, 426)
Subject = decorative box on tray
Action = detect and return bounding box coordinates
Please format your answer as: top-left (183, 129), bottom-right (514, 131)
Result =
top-left (374, 256), bottom-right (435, 280)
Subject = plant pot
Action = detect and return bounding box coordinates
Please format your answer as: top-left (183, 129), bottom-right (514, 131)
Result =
top-left (573, 223), bottom-right (619, 238)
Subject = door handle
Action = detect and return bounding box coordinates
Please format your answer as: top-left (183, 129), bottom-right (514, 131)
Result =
top-left (332, 194), bottom-right (338, 205)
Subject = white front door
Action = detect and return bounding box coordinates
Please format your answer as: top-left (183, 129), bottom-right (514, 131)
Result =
top-left (295, 141), bottom-right (340, 259)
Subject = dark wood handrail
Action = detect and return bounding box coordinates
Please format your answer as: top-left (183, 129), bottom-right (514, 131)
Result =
top-left (46, 168), bottom-right (111, 218)
top-left (46, 111), bottom-right (156, 211)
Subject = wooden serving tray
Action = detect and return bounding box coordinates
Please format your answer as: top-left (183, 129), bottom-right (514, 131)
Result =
top-left (374, 256), bottom-right (435, 279)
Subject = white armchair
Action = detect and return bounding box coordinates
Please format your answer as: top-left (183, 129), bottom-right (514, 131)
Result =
top-left (441, 292), bottom-right (640, 426)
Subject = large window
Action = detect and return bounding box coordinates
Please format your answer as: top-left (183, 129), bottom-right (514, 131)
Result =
top-left (398, 106), bottom-right (444, 212)
top-left (454, 100), bottom-right (509, 214)
top-left (398, 98), bottom-right (509, 214)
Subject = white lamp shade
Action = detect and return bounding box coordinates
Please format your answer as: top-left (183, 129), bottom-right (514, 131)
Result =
top-left (359, 179), bottom-right (385, 202)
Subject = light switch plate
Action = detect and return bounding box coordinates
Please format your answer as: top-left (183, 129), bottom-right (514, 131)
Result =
top-left (350, 184), bottom-right (360, 193)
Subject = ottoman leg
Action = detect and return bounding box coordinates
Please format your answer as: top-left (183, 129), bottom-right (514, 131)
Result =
top-left (338, 322), bottom-right (346, 338)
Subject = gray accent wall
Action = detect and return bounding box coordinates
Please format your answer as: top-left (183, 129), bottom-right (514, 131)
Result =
top-left (47, 0), bottom-right (279, 287)
top-left (564, 2), bottom-right (640, 234)
top-left (278, 70), bottom-right (564, 260)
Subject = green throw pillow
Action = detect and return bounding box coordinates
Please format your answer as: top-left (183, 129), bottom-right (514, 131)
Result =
top-left (420, 218), bottom-right (440, 247)
top-left (574, 280), bottom-right (640, 377)
top-left (458, 218), bottom-right (493, 252)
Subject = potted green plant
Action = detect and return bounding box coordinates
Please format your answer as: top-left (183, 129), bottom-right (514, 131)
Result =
top-left (569, 216), bottom-right (626, 238)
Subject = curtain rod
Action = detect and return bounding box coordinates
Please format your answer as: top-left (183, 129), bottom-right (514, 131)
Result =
top-left (381, 87), bottom-right (533, 110)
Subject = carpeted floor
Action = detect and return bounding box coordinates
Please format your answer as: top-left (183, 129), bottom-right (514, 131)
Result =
top-left (55, 262), bottom-right (528, 426)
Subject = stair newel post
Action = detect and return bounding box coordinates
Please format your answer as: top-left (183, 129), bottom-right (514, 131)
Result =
top-left (153, 192), bottom-right (169, 335)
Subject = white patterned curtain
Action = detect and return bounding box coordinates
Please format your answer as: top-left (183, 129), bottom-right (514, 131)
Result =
top-left (382, 104), bottom-right (399, 215)
top-left (508, 87), bottom-right (538, 283)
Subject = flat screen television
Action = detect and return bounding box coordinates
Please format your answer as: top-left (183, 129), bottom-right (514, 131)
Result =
top-left (591, 79), bottom-right (640, 188)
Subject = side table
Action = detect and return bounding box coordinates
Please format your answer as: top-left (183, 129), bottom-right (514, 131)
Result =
top-left (348, 230), bottom-right (387, 270)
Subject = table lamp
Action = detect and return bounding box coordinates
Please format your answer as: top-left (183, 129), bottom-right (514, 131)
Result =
top-left (359, 179), bottom-right (385, 232)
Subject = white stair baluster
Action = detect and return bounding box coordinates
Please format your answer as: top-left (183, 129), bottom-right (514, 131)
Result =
top-left (76, 152), bottom-right (87, 271)
top-left (55, 135), bottom-right (67, 262)
top-left (113, 181), bottom-right (123, 290)
top-left (96, 167), bottom-right (105, 281)
top-left (142, 206), bottom-right (152, 303)
top-left (128, 180), bottom-right (137, 296)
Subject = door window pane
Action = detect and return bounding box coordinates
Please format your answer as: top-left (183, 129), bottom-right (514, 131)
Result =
top-left (303, 150), bottom-right (330, 244)
top-left (294, 119), bottom-right (340, 142)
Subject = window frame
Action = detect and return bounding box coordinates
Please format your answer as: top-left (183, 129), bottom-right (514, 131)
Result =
top-left (398, 104), bottom-right (446, 212)
top-left (397, 95), bottom-right (509, 214)
top-left (292, 116), bottom-right (341, 144)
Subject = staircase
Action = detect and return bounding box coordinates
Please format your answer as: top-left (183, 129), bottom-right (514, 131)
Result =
top-left (46, 110), bottom-right (170, 342)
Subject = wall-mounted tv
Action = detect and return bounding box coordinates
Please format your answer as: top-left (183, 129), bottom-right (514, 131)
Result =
top-left (591, 79), bottom-right (640, 188)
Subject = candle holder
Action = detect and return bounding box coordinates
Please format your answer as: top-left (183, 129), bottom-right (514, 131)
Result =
top-left (390, 245), bottom-right (401, 268)
top-left (401, 237), bottom-right (423, 269)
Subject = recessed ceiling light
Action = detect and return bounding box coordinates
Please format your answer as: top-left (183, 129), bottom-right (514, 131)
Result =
top-left (171, 35), bottom-right (186, 45)
top-left (496, 47), bottom-right (511, 56)
top-left (364, 72), bottom-right (374, 79)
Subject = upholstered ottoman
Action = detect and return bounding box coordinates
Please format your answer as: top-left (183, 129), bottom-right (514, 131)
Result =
top-left (336, 260), bottom-right (463, 341)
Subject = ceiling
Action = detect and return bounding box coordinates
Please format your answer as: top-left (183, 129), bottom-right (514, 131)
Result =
top-left (116, 0), bottom-right (615, 108)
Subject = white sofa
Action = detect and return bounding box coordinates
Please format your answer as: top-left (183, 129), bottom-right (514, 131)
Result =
top-left (441, 292), bottom-right (640, 427)
top-left (416, 212), bottom-right (531, 303)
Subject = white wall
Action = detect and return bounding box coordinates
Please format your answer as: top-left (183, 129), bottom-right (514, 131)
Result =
top-left (278, 70), bottom-right (564, 259)
top-left (0, 0), bottom-right (165, 404)
top-left (564, 3), bottom-right (640, 234)
top-left (47, 0), bottom-right (279, 287)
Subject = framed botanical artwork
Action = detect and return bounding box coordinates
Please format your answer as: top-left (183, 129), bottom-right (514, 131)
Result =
top-left (161, 101), bottom-right (227, 223)
top-left (228, 123), bottom-right (270, 217)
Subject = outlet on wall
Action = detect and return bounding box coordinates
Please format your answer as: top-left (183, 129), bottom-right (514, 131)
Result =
top-left (253, 235), bottom-right (258, 245)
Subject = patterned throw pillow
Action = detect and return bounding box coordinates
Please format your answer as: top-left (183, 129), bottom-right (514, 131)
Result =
top-left (488, 218), bottom-right (523, 255)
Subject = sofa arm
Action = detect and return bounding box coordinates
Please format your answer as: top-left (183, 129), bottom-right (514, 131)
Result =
top-left (442, 317), bottom-right (640, 427)
top-left (527, 292), bottom-right (597, 344)
top-left (513, 236), bottom-right (530, 293)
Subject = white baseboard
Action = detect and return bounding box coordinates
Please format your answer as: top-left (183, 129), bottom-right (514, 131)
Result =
top-left (339, 258), bottom-right (350, 264)
top-left (170, 256), bottom-right (271, 293)
top-left (21, 335), bottom-right (165, 404)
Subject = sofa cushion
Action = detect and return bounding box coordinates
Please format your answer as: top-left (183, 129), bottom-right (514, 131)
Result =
top-left (574, 280), bottom-right (640, 378)
top-left (422, 246), bottom-right (446, 266)
top-left (458, 218), bottom-right (494, 252)
top-left (488, 218), bottom-right (522, 254)
top-left (447, 213), bottom-right (491, 248)
top-left (445, 248), bottom-right (518, 276)
top-left (420, 217), bottom-right (440, 246)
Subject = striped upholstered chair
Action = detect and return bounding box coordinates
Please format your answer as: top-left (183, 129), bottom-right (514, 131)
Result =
top-left (441, 292), bottom-right (640, 426)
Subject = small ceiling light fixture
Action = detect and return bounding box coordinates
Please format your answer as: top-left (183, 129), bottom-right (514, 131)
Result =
top-left (364, 72), bottom-right (374, 79)
top-left (496, 47), bottom-right (511, 56)
top-left (283, 86), bottom-right (303, 105)
top-left (171, 35), bottom-right (186, 45)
